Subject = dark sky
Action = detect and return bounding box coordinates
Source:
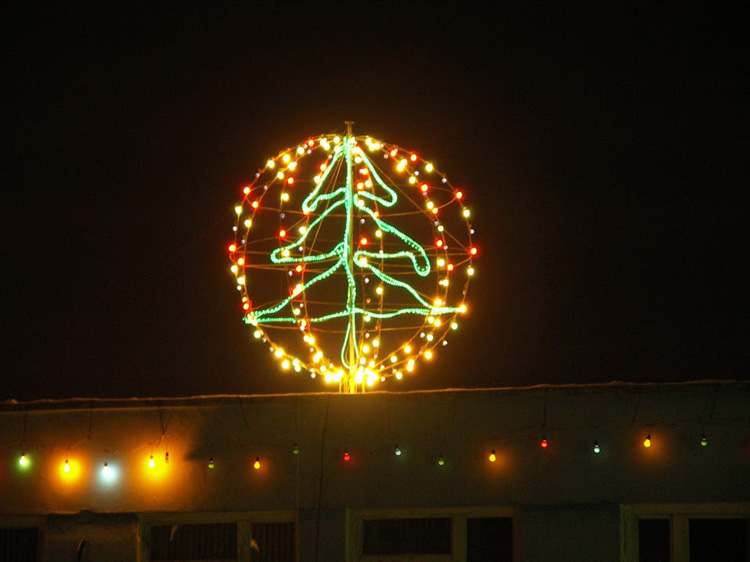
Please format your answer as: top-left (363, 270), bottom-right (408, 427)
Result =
top-left (3, 4), bottom-right (747, 400)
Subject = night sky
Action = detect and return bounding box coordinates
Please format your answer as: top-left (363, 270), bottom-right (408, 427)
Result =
top-left (3, 4), bottom-right (747, 401)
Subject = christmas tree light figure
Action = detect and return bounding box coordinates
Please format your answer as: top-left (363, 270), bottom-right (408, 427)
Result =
top-left (229, 123), bottom-right (476, 392)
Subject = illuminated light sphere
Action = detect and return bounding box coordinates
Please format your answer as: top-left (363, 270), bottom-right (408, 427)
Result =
top-left (540, 438), bottom-right (548, 449)
top-left (148, 455), bottom-right (155, 468)
top-left (489, 449), bottom-right (497, 463)
top-left (101, 462), bottom-right (118, 483)
top-left (229, 124), bottom-right (476, 393)
top-left (394, 445), bottom-right (402, 456)
top-left (643, 434), bottom-right (652, 448)
top-left (253, 457), bottom-right (261, 470)
top-left (438, 454), bottom-right (445, 466)
top-left (292, 443), bottom-right (300, 455)
top-left (63, 459), bottom-right (70, 473)
top-left (19, 453), bottom-right (29, 468)
top-left (593, 442), bottom-right (601, 454)
top-left (343, 451), bottom-right (351, 462)
top-left (208, 457), bottom-right (215, 469)
top-left (700, 434), bottom-right (708, 447)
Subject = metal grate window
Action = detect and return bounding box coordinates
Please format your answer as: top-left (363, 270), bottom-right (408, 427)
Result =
top-left (250, 522), bottom-right (295, 562)
top-left (689, 518), bottom-right (750, 562)
top-left (0, 527), bottom-right (39, 562)
top-left (466, 517), bottom-right (513, 562)
top-left (150, 523), bottom-right (237, 561)
top-left (362, 517), bottom-right (452, 555)
top-left (638, 519), bottom-right (670, 562)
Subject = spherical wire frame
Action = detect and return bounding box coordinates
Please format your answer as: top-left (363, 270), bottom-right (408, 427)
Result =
top-left (229, 132), bottom-right (476, 392)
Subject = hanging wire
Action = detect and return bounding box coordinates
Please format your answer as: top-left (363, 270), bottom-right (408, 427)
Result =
top-left (314, 396), bottom-right (332, 562)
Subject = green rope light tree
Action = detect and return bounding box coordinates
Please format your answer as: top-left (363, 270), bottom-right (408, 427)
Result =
top-left (229, 123), bottom-right (477, 393)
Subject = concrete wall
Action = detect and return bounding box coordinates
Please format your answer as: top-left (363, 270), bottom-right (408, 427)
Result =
top-left (1, 382), bottom-right (748, 561)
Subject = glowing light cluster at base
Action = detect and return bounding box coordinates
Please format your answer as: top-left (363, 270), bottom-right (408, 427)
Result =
top-left (229, 125), bottom-right (476, 392)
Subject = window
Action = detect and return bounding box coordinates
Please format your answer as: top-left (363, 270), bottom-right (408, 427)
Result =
top-left (637, 519), bottom-right (670, 562)
top-left (688, 519), bottom-right (749, 562)
top-left (466, 517), bottom-right (513, 562)
top-left (0, 527), bottom-right (40, 562)
top-left (250, 522), bottom-right (295, 562)
top-left (140, 512), bottom-right (295, 562)
top-left (621, 503), bottom-right (750, 562)
top-left (362, 517), bottom-right (452, 555)
top-left (150, 523), bottom-right (237, 561)
top-left (348, 507), bottom-right (518, 562)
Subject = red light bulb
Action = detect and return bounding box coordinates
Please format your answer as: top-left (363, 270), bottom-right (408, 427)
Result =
top-left (343, 451), bottom-right (351, 462)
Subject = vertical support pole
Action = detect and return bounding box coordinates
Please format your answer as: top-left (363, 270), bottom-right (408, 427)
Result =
top-left (343, 121), bottom-right (359, 393)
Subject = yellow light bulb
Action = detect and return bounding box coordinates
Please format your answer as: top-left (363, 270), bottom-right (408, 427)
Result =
top-left (148, 455), bottom-right (155, 468)
top-left (253, 457), bottom-right (261, 470)
top-left (266, 159), bottom-right (275, 169)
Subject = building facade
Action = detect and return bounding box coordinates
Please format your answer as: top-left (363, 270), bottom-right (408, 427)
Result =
top-left (1, 381), bottom-right (749, 561)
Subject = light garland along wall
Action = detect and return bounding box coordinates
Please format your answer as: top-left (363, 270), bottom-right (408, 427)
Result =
top-left (1, 383), bottom-right (749, 515)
